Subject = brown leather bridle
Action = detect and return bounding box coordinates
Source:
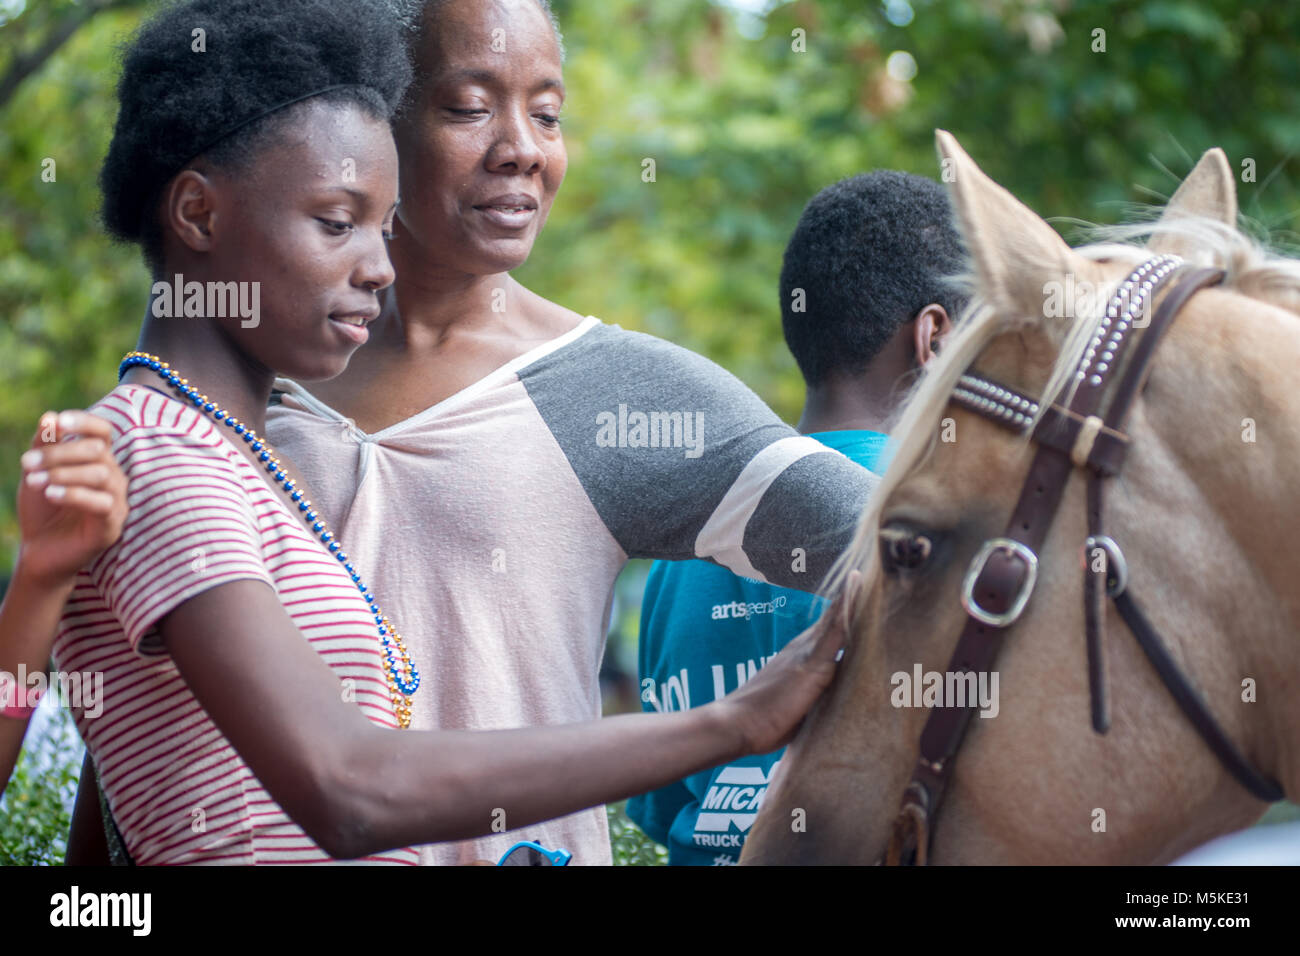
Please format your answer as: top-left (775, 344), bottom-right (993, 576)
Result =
top-left (881, 257), bottom-right (1285, 866)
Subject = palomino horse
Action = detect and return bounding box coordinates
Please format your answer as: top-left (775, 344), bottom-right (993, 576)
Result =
top-left (742, 131), bottom-right (1300, 865)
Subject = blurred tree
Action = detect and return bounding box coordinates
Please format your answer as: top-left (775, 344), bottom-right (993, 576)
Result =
top-left (0, 0), bottom-right (139, 108)
top-left (1, 1), bottom-right (151, 568)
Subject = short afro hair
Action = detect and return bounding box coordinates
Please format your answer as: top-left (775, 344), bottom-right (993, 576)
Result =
top-left (388, 0), bottom-right (566, 84)
top-left (780, 170), bottom-right (967, 388)
top-left (100, 0), bottom-right (412, 270)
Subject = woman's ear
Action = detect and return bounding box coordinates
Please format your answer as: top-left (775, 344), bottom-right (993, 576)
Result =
top-left (911, 303), bottom-right (952, 367)
top-left (161, 169), bottom-right (218, 253)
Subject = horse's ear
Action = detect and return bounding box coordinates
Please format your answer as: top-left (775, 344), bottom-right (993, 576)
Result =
top-left (935, 130), bottom-right (1078, 317)
top-left (1148, 148), bottom-right (1237, 257)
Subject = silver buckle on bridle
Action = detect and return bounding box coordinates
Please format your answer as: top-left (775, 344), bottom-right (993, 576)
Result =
top-left (960, 538), bottom-right (1039, 627)
top-left (1084, 534), bottom-right (1128, 597)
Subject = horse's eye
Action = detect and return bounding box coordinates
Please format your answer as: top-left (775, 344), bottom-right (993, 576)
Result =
top-left (880, 526), bottom-right (933, 573)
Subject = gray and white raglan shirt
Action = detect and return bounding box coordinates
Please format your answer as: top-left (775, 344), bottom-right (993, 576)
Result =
top-left (265, 315), bottom-right (877, 866)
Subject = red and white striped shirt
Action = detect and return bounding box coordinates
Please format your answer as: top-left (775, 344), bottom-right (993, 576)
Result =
top-left (54, 384), bottom-right (417, 865)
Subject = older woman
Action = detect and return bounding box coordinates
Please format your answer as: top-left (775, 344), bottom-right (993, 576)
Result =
top-left (259, 0), bottom-right (876, 865)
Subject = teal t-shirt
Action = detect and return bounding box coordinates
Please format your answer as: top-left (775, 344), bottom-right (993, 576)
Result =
top-left (627, 430), bottom-right (888, 865)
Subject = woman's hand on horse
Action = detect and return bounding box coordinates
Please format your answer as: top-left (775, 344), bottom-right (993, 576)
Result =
top-left (715, 570), bottom-right (861, 755)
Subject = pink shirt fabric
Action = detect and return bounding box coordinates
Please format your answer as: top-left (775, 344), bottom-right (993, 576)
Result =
top-left (268, 318), bottom-right (623, 864)
top-left (56, 384), bottom-right (418, 865)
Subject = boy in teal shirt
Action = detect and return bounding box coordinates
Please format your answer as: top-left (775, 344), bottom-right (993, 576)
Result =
top-left (628, 171), bottom-right (966, 864)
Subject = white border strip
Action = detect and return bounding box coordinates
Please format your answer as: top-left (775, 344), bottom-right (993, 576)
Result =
top-left (694, 435), bottom-right (837, 584)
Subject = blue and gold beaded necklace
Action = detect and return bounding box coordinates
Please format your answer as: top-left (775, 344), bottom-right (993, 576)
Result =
top-left (119, 351), bottom-right (419, 728)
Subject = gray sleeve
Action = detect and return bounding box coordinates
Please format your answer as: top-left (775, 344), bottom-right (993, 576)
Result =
top-left (517, 323), bottom-right (877, 591)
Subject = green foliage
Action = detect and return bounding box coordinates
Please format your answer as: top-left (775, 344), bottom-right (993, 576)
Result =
top-left (1, 3), bottom-right (152, 569)
top-left (0, 704), bottom-right (81, 865)
top-left (608, 801), bottom-right (668, 866)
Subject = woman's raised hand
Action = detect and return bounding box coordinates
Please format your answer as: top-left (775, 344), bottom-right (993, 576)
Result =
top-left (16, 411), bottom-right (128, 586)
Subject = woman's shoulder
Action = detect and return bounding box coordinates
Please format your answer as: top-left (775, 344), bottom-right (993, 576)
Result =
top-left (94, 381), bottom-right (191, 426)
top-left (93, 383), bottom-right (235, 464)
top-left (539, 315), bottom-right (751, 386)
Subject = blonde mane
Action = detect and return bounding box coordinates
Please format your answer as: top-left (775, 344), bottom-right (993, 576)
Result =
top-left (825, 214), bottom-right (1300, 612)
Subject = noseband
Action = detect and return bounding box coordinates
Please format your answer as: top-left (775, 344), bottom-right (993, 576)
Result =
top-left (882, 258), bottom-right (1284, 866)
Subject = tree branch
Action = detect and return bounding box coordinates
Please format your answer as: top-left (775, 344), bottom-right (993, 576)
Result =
top-left (0, 0), bottom-right (138, 111)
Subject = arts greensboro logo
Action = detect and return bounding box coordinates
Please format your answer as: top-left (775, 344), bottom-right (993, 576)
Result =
top-left (710, 595), bottom-right (787, 620)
